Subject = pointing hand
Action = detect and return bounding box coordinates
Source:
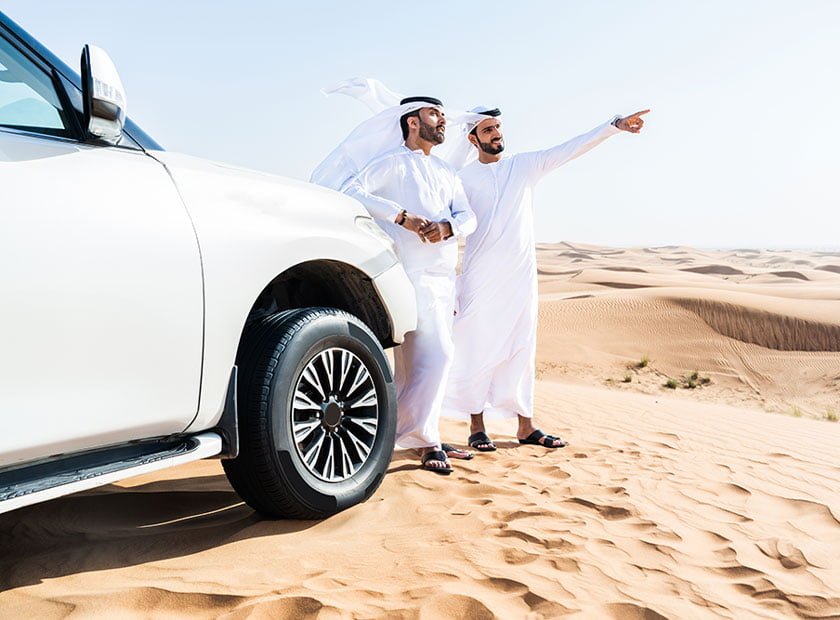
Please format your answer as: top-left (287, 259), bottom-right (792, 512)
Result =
top-left (615, 109), bottom-right (650, 133)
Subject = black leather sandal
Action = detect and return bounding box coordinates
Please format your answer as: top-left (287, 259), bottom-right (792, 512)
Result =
top-left (441, 443), bottom-right (474, 460)
top-left (468, 431), bottom-right (497, 452)
top-left (518, 429), bottom-right (567, 449)
top-left (421, 450), bottom-right (453, 474)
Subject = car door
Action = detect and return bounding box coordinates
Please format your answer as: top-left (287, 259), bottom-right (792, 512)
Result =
top-left (0, 33), bottom-right (203, 467)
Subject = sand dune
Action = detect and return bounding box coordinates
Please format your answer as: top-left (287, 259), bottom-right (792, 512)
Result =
top-left (601, 266), bottom-right (647, 273)
top-left (673, 297), bottom-right (840, 352)
top-left (1, 243), bottom-right (838, 618)
top-left (536, 244), bottom-right (840, 417)
top-left (681, 265), bottom-right (745, 275)
top-left (769, 270), bottom-right (810, 281)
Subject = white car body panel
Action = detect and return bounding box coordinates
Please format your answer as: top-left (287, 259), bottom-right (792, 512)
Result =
top-left (151, 152), bottom-right (416, 432)
top-left (0, 131), bottom-right (204, 467)
top-left (370, 262), bottom-right (417, 343)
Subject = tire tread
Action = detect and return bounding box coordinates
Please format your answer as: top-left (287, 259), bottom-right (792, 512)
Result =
top-left (223, 308), bottom-right (381, 519)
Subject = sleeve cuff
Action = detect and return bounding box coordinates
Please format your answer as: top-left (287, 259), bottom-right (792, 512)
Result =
top-left (446, 219), bottom-right (458, 239)
top-left (388, 204), bottom-right (404, 222)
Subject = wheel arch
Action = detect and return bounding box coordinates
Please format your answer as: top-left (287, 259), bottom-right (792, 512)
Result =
top-left (242, 259), bottom-right (396, 350)
top-left (187, 258), bottom-right (401, 436)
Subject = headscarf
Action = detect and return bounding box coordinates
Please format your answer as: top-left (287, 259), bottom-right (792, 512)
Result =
top-left (310, 78), bottom-right (486, 189)
top-left (443, 105), bottom-right (503, 171)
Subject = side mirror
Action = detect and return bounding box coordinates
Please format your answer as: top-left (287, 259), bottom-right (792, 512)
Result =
top-left (81, 44), bottom-right (127, 144)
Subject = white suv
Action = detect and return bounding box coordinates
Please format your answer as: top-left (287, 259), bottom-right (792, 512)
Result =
top-left (0, 12), bottom-right (416, 519)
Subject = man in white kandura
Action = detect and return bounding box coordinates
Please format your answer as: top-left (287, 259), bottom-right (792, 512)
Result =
top-left (444, 106), bottom-right (649, 452)
top-left (313, 88), bottom-right (477, 473)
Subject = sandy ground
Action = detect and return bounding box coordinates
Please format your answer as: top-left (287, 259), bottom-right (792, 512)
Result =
top-left (1, 243), bottom-right (839, 619)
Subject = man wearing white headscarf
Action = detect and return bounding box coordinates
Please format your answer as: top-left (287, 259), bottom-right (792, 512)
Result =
top-left (444, 106), bottom-right (649, 452)
top-left (312, 80), bottom-right (478, 473)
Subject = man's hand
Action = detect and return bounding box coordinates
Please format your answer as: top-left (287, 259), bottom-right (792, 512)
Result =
top-left (419, 220), bottom-right (453, 243)
top-left (615, 109), bottom-right (650, 133)
top-left (400, 212), bottom-right (432, 242)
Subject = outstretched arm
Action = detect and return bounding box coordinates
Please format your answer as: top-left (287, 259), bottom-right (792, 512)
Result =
top-left (522, 109), bottom-right (650, 182)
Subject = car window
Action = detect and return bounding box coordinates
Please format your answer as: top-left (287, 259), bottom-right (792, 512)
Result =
top-left (0, 35), bottom-right (72, 138)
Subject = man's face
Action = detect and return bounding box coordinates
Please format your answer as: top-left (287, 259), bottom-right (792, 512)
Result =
top-left (472, 118), bottom-right (504, 154)
top-left (417, 107), bottom-right (446, 145)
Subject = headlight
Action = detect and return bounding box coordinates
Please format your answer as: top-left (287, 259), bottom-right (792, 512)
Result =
top-left (355, 216), bottom-right (396, 253)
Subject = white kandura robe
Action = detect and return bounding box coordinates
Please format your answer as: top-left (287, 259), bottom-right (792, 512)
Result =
top-left (344, 146), bottom-right (476, 448)
top-left (444, 119), bottom-right (620, 419)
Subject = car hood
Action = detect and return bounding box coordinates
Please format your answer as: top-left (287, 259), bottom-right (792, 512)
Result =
top-left (149, 151), bottom-right (368, 223)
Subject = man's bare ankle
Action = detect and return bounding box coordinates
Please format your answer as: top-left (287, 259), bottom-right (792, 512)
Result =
top-left (470, 413), bottom-right (486, 434)
top-left (517, 421), bottom-right (536, 437)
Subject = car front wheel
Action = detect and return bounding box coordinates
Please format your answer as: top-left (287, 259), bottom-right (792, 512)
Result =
top-left (222, 307), bottom-right (396, 519)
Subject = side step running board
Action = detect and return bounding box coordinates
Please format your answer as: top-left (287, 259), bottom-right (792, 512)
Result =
top-left (0, 432), bottom-right (222, 515)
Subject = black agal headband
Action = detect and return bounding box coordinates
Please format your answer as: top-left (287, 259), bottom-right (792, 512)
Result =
top-left (399, 96), bottom-right (444, 107)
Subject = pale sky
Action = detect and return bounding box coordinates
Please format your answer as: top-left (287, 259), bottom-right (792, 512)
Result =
top-left (5, 1), bottom-right (839, 249)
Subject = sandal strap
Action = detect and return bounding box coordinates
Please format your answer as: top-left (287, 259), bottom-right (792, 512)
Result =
top-left (523, 429), bottom-right (546, 442)
top-left (421, 450), bottom-right (448, 464)
top-left (468, 431), bottom-right (493, 446)
top-left (521, 429), bottom-right (566, 447)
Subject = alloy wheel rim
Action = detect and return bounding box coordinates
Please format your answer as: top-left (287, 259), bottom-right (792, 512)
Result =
top-left (291, 347), bottom-right (379, 482)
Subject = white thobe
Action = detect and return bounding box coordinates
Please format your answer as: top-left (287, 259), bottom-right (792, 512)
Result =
top-left (444, 120), bottom-right (620, 419)
top-left (343, 145), bottom-right (476, 447)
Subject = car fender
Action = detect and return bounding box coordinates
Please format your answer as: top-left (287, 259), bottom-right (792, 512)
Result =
top-left (151, 152), bottom-right (411, 431)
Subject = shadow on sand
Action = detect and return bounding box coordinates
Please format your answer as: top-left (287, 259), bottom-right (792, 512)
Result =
top-left (0, 474), bottom-right (319, 591)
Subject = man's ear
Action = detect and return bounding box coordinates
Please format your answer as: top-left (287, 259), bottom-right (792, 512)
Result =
top-left (407, 116), bottom-right (419, 133)
top-left (467, 133), bottom-right (478, 148)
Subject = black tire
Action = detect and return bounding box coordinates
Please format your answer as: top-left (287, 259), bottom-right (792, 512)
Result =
top-left (222, 307), bottom-right (396, 519)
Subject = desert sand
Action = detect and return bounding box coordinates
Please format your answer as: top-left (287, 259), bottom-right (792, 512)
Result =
top-left (1, 243), bottom-right (839, 619)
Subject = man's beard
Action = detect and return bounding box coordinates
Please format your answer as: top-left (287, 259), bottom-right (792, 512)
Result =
top-left (419, 119), bottom-right (445, 145)
top-left (478, 137), bottom-right (504, 154)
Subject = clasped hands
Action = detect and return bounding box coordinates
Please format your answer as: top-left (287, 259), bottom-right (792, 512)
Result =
top-left (399, 212), bottom-right (452, 243)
